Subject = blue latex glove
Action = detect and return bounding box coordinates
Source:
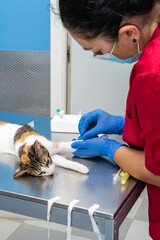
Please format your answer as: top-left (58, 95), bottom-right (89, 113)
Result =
top-left (72, 137), bottom-right (126, 163)
top-left (79, 109), bottom-right (124, 140)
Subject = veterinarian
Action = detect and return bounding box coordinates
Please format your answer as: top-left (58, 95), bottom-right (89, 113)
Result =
top-left (58, 0), bottom-right (160, 239)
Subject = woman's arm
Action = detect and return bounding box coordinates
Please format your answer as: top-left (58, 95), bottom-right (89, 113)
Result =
top-left (114, 146), bottom-right (160, 187)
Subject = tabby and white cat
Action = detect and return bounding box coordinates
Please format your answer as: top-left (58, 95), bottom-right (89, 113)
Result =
top-left (0, 122), bottom-right (89, 178)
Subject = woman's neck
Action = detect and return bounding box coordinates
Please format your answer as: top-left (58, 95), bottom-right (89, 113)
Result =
top-left (148, 3), bottom-right (160, 38)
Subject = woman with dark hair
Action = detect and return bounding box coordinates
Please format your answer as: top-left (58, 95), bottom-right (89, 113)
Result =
top-left (58, 1), bottom-right (160, 239)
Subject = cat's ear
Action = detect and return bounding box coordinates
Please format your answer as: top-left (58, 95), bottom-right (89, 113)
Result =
top-left (13, 166), bottom-right (27, 179)
top-left (33, 140), bottom-right (42, 154)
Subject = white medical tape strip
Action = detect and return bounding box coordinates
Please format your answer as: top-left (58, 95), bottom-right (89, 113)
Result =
top-left (47, 196), bottom-right (61, 240)
top-left (88, 204), bottom-right (102, 240)
top-left (66, 199), bottom-right (79, 240)
top-left (113, 168), bottom-right (121, 184)
top-left (47, 196), bottom-right (61, 221)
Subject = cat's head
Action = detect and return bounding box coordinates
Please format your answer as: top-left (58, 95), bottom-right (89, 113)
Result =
top-left (13, 140), bottom-right (55, 178)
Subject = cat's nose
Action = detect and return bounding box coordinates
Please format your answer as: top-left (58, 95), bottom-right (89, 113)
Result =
top-left (50, 163), bottom-right (55, 173)
top-left (41, 164), bottom-right (55, 176)
top-left (47, 163), bottom-right (55, 175)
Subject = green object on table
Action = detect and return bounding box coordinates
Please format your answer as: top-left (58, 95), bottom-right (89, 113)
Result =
top-left (77, 136), bottom-right (83, 140)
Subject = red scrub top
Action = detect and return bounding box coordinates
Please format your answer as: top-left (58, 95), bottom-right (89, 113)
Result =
top-left (123, 24), bottom-right (160, 240)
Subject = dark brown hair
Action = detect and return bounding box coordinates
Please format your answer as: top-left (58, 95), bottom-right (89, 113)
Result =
top-left (59, 0), bottom-right (158, 40)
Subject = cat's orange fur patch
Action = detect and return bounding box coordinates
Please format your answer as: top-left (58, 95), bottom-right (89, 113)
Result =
top-left (21, 145), bottom-right (30, 164)
top-left (16, 131), bottom-right (39, 143)
top-left (52, 142), bottom-right (60, 148)
top-left (21, 153), bottom-right (30, 164)
top-left (23, 145), bottom-right (29, 154)
top-left (0, 121), bottom-right (9, 125)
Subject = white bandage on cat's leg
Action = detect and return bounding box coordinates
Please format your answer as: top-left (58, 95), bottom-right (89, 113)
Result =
top-left (50, 141), bottom-right (74, 155)
top-left (51, 155), bottom-right (89, 174)
top-left (57, 142), bottom-right (75, 155)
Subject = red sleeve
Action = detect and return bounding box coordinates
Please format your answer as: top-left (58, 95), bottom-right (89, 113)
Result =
top-left (132, 72), bottom-right (160, 175)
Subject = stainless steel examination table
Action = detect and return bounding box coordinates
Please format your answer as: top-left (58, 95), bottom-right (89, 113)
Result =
top-left (0, 153), bottom-right (145, 240)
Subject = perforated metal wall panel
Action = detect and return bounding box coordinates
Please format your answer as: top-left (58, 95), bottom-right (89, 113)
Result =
top-left (0, 51), bottom-right (50, 116)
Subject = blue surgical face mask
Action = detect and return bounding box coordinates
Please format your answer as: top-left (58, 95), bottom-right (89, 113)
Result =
top-left (94, 41), bottom-right (142, 64)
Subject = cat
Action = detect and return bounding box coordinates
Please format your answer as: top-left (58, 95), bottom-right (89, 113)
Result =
top-left (0, 122), bottom-right (89, 178)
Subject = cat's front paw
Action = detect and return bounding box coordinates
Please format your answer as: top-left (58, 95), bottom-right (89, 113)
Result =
top-left (76, 163), bottom-right (89, 174)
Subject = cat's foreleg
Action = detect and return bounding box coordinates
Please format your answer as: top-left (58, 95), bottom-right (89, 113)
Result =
top-left (51, 141), bottom-right (75, 155)
top-left (52, 154), bottom-right (89, 174)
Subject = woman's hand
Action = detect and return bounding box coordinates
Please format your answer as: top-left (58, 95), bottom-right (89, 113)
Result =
top-left (72, 137), bottom-right (125, 163)
top-left (79, 109), bottom-right (124, 140)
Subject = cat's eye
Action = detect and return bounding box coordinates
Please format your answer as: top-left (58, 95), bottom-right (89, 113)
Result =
top-left (47, 158), bottom-right (50, 164)
top-left (43, 158), bottom-right (50, 165)
top-left (39, 171), bottom-right (45, 176)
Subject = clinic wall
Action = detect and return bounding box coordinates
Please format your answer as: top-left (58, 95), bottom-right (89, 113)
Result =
top-left (70, 39), bottom-right (133, 116)
top-left (0, 0), bottom-right (50, 117)
top-left (0, 0), bottom-right (50, 51)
